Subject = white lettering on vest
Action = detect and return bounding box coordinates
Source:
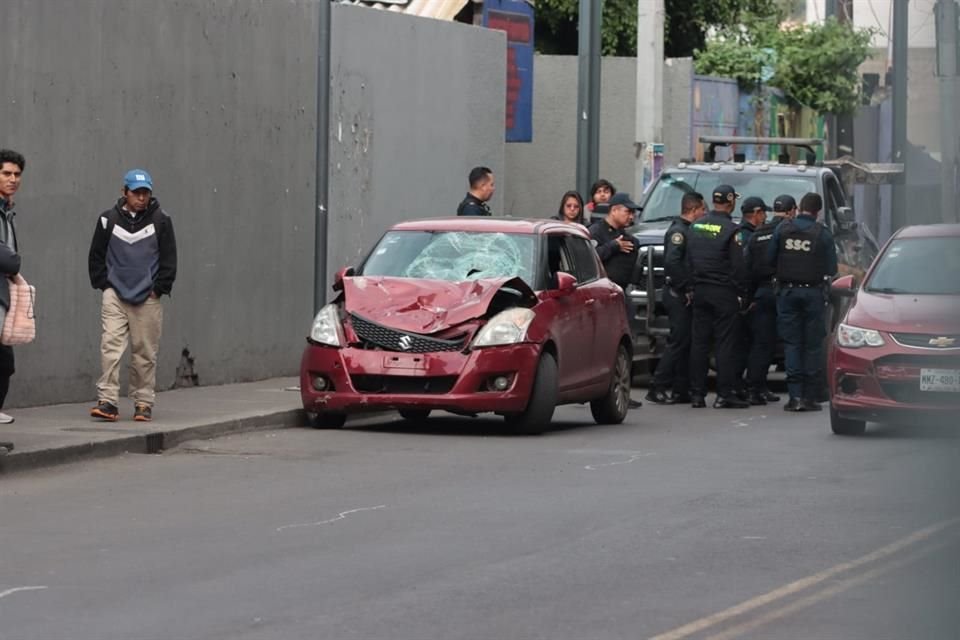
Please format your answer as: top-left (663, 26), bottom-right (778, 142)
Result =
top-left (785, 238), bottom-right (813, 252)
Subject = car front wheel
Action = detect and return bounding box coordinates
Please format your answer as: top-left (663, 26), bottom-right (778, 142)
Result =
top-left (399, 409), bottom-right (432, 422)
top-left (504, 352), bottom-right (558, 435)
top-left (591, 343), bottom-right (631, 424)
top-left (307, 411), bottom-right (347, 429)
top-left (830, 405), bottom-right (866, 436)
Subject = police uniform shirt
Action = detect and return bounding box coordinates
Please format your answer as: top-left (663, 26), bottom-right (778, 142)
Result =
top-left (663, 217), bottom-right (693, 293)
top-left (686, 210), bottom-right (748, 292)
top-left (768, 214), bottom-right (838, 284)
top-left (457, 193), bottom-right (492, 216)
top-left (589, 220), bottom-right (639, 287)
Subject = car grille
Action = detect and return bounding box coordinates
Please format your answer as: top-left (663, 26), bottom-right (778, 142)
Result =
top-left (874, 354), bottom-right (960, 406)
top-left (877, 383), bottom-right (960, 406)
top-left (349, 314), bottom-right (466, 353)
top-left (875, 354), bottom-right (960, 370)
top-left (350, 374), bottom-right (457, 394)
top-left (634, 245), bottom-right (666, 289)
top-left (890, 333), bottom-right (960, 350)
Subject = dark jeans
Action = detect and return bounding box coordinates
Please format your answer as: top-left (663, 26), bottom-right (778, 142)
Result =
top-left (652, 288), bottom-right (692, 395)
top-left (777, 287), bottom-right (826, 400)
top-left (0, 344), bottom-right (14, 410)
top-left (690, 284), bottom-right (741, 399)
top-left (746, 286), bottom-right (778, 393)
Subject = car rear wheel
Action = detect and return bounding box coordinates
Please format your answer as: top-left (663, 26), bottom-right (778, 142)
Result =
top-left (830, 405), bottom-right (866, 436)
top-left (399, 409), bottom-right (432, 422)
top-left (504, 352), bottom-right (557, 435)
top-left (307, 411), bottom-right (347, 429)
top-left (591, 343), bottom-right (631, 424)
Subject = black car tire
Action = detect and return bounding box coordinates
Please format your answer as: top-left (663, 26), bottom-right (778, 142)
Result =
top-left (399, 409), bottom-right (432, 422)
top-left (830, 405), bottom-right (866, 436)
top-left (591, 343), bottom-right (631, 425)
top-left (307, 411), bottom-right (347, 429)
top-left (504, 352), bottom-right (558, 435)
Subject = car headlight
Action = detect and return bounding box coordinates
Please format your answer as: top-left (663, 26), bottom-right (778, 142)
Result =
top-left (310, 304), bottom-right (345, 347)
top-left (837, 323), bottom-right (885, 348)
top-left (472, 308), bottom-right (536, 348)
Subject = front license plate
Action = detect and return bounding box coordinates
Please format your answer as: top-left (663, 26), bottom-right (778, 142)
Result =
top-left (920, 369), bottom-right (960, 392)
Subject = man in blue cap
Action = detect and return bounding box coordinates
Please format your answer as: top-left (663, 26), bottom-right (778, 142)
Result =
top-left (88, 169), bottom-right (178, 422)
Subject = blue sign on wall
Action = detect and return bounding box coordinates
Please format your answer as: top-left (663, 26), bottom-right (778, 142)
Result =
top-left (483, 0), bottom-right (534, 143)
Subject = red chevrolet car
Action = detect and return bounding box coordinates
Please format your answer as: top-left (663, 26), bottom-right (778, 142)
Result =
top-left (300, 217), bottom-right (633, 434)
top-left (827, 224), bottom-right (960, 435)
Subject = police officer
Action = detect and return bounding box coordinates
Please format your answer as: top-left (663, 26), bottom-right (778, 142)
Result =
top-left (590, 192), bottom-right (643, 408)
top-left (686, 185), bottom-right (750, 409)
top-left (645, 191), bottom-right (706, 405)
top-left (738, 196), bottom-right (782, 405)
top-left (768, 192), bottom-right (838, 412)
top-left (457, 167), bottom-right (495, 216)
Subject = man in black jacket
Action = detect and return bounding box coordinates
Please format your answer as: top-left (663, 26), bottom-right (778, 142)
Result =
top-left (88, 169), bottom-right (177, 422)
top-left (457, 167), bottom-right (495, 216)
top-left (645, 191), bottom-right (706, 404)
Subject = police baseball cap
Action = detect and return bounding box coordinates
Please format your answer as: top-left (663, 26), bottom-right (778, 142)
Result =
top-left (712, 184), bottom-right (740, 204)
top-left (124, 169), bottom-right (153, 191)
top-left (773, 194), bottom-right (797, 212)
top-left (740, 196), bottom-right (771, 214)
top-left (608, 192), bottom-right (640, 210)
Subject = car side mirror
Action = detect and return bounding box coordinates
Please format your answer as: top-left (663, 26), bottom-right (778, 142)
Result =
top-left (836, 206), bottom-right (858, 232)
top-left (545, 272), bottom-right (577, 298)
top-left (830, 274), bottom-right (857, 298)
top-left (332, 266), bottom-right (355, 292)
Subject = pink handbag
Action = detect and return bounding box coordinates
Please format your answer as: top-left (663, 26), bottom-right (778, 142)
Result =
top-left (2, 274), bottom-right (36, 346)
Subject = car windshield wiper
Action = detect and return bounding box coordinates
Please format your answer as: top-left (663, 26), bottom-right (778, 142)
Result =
top-left (642, 216), bottom-right (676, 224)
top-left (865, 286), bottom-right (912, 294)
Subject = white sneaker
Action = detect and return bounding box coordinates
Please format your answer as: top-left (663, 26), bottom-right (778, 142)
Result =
top-left (0, 412), bottom-right (14, 424)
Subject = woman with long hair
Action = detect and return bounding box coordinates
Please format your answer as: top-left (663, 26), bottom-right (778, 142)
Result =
top-left (554, 190), bottom-right (586, 225)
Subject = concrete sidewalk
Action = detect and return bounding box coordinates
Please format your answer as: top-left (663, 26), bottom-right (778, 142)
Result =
top-left (0, 377), bottom-right (317, 474)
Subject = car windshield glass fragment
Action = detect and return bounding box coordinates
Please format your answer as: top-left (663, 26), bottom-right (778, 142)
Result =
top-left (865, 237), bottom-right (960, 295)
top-left (641, 172), bottom-right (818, 223)
top-left (360, 230), bottom-right (537, 284)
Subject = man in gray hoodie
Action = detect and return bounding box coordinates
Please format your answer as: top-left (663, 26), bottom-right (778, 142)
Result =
top-left (0, 149), bottom-right (25, 430)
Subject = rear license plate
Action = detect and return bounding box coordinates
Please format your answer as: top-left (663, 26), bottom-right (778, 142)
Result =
top-left (383, 354), bottom-right (427, 370)
top-left (920, 369), bottom-right (960, 392)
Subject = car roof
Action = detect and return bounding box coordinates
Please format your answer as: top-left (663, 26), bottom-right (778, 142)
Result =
top-left (893, 224), bottom-right (960, 239)
top-left (390, 217), bottom-right (590, 238)
top-left (666, 161), bottom-right (830, 178)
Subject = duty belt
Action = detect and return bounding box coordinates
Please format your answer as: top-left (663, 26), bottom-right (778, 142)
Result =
top-left (780, 281), bottom-right (823, 288)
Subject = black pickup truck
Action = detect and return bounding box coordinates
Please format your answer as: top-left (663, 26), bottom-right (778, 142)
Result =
top-left (623, 137), bottom-right (880, 375)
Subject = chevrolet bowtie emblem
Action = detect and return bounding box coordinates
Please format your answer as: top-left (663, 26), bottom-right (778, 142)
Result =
top-left (928, 336), bottom-right (956, 348)
top-left (398, 335), bottom-right (413, 351)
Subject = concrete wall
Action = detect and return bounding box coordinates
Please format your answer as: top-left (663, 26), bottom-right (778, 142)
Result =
top-left (327, 5), bottom-right (506, 276)
top-left (503, 55), bottom-right (637, 218)
top-left (0, 1), bottom-right (506, 407)
top-left (662, 58), bottom-right (694, 166)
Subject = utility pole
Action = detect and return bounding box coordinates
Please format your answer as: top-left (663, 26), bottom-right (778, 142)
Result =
top-left (890, 0), bottom-right (909, 232)
top-left (576, 0), bottom-right (601, 200)
top-left (936, 0), bottom-right (959, 223)
top-left (635, 0), bottom-right (665, 196)
top-left (829, 0), bottom-right (856, 157)
top-left (314, 0), bottom-right (332, 313)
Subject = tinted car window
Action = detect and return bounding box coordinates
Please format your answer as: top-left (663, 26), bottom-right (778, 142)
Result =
top-left (864, 237), bottom-right (960, 295)
top-left (361, 231), bottom-right (537, 284)
top-left (568, 236), bottom-right (601, 283)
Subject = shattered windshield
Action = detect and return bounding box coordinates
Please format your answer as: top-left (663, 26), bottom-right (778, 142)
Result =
top-left (360, 230), bottom-right (537, 283)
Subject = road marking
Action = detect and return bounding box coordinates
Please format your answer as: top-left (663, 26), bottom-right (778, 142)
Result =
top-left (647, 517), bottom-right (960, 640)
top-left (705, 538), bottom-right (952, 640)
top-left (0, 586), bottom-right (47, 600)
top-left (276, 505), bottom-right (386, 532)
top-left (585, 453), bottom-right (655, 470)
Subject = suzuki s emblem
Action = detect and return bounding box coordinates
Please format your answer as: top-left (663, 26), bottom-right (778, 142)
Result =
top-left (398, 335), bottom-right (413, 351)
top-left (928, 336), bottom-right (956, 348)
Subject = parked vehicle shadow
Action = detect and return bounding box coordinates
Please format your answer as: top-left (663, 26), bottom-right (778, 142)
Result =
top-left (346, 412), bottom-right (615, 437)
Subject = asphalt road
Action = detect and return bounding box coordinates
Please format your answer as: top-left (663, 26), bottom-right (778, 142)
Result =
top-left (2, 398), bottom-right (959, 640)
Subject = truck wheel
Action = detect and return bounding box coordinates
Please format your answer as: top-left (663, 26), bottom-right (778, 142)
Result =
top-left (591, 344), bottom-right (631, 424)
top-left (504, 353), bottom-right (557, 435)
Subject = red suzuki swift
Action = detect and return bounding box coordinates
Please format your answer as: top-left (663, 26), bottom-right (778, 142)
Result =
top-left (827, 224), bottom-right (960, 435)
top-left (300, 217), bottom-right (634, 435)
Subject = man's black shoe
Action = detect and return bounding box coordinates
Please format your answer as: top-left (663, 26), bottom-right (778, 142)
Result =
top-left (747, 393), bottom-right (768, 406)
top-left (691, 396), bottom-right (707, 408)
top-left (734, 389), bottom-right (749, 402)
top-left (761, 391), bottom-right (781, 402)
top-left (802, 399), bottom-right (823, 412)
top-left (664, 393), bottom-right (692, 405)
top-left (714, 396), bottom-right (750, 409)
top-left (628, 398), bottom-right (643, 409)
top-left (0, 441), bottom-right (13, 451)
top-left (644, 389), bottom-right (669, 404)
top-left (783, 398), bottom-right (806, 412)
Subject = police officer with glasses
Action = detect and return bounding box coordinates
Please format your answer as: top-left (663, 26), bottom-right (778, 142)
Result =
top-left (768, 192), bottom-right (837, 412)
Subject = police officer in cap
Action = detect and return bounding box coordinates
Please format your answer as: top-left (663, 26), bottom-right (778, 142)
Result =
top-left (686, 185), bottom-right (751, 409)
top-left (738, 196), bottom-right (782, 405)
top-left (645, 191), bottom-right (706, 404)
top-left (768, 192), bottom-right (838, 411)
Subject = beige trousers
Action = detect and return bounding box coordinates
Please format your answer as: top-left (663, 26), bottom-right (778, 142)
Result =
top-left (96, 288), bottom-right (164, 407)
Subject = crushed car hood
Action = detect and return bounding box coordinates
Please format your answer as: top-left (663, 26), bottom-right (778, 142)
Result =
top-left (341, 276), bottom-right (537, 334)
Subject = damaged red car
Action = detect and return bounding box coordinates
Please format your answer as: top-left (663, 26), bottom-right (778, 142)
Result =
top-left (300, 217), bottom-right (634, 434)
top-left (827, 224), bottom-right (960, 435)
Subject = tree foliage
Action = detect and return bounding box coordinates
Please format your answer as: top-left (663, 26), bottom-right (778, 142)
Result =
top-left (693, 17), bottom-right (875, 114)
